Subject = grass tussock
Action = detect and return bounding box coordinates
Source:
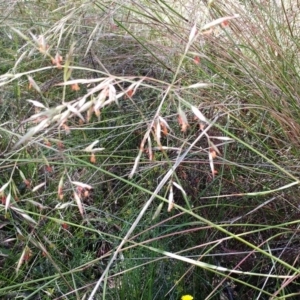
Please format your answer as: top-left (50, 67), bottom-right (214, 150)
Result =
top-left (1, 0), bottom-right (300, 299)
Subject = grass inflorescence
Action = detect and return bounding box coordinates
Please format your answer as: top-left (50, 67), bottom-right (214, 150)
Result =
top-left (1, 0), bottom-right (300, 299)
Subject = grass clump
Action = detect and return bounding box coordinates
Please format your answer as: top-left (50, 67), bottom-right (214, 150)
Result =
top-left (1, 0), bottom-right (300, 299)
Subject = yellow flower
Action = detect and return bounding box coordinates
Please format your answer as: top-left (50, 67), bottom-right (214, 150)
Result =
top-left (181, 295), bottom-right (193, 300)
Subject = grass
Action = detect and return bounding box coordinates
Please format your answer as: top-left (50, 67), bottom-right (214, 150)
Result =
top-left (1, 0), bottom-right (300, 299)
